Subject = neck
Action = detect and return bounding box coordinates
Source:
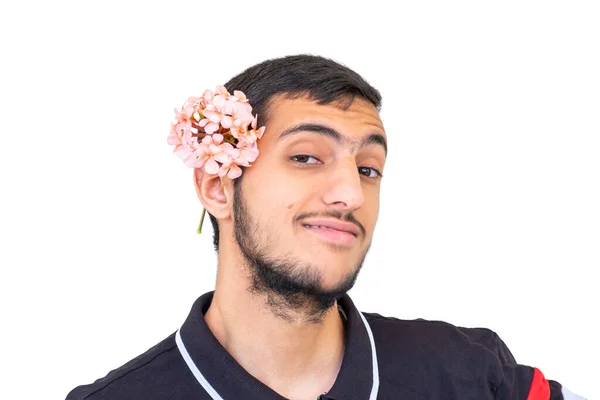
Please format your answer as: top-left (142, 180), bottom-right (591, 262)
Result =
top-left (204, 257), bottom-right (346, 400)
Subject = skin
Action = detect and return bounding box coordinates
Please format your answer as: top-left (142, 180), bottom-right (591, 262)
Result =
top-left (193, 94), bottom-right (387, 400)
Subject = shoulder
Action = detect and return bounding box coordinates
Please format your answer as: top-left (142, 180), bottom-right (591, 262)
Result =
top-left (363, 312), bottom-right (587, 399)
top-left (362, 312), bottom-right (525, 397)
top-left (362, 311), bottom-right (515, 364)
top-left (66, 333), bottom-right (183, 400)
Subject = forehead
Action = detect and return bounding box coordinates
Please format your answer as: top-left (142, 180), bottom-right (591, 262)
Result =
top-left (263, 95), bottom-right (385, 141)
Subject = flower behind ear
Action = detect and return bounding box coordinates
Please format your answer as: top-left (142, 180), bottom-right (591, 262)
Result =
top-left (168, 86), bottom-right (266, 233)
top-left (168, 86), bottom-right (265, 176)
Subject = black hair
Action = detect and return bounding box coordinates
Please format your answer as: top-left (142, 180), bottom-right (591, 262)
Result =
top-left (207, 54), bottom-right (382, 252)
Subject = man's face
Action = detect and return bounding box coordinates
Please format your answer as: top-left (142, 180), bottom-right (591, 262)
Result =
top-left (232, 95), bottom-right (387, 312)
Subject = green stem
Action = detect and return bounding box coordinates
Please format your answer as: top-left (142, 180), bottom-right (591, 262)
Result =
top-left (196, 208), bottom-right (207, 234)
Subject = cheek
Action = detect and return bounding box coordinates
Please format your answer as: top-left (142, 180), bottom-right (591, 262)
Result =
top-left (361, 190), bottom-right (381, 230)
top-left (248, 179), bottom-right (302, 220)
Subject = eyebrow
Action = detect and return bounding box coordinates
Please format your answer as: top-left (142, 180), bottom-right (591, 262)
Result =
top-left (277, 123), bottom-right (388, 156)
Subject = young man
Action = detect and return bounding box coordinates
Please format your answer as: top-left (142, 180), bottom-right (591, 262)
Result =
top-left (67, 55), bottom-right (584, 400)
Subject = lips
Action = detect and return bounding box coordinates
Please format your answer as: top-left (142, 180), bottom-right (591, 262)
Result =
top-left (301, 219), bottom-right (361, 237)
top-left (302, 219), bottom-right (360, 246)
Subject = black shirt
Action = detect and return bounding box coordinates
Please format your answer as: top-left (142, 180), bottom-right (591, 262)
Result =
top-left (67, 291), bottom-right (582, 399)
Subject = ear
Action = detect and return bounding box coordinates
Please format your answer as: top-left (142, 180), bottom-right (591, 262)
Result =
top-left (193, 167), bottom-right (233, 221)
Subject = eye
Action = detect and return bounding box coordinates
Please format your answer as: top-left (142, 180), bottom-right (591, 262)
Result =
top-left (291, 154), bottom-right (321, 165)
top-left (358, 166), bottom-right (382, 179)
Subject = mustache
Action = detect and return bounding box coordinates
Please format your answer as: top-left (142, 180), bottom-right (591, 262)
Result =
top-left (294, 211), bottom-right (366, 237)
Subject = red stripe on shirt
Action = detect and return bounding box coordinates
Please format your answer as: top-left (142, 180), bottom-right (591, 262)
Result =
top-left (526, 368), bottom-right (551, 400)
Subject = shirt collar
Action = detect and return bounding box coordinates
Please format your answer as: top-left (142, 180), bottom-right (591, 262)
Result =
top-left (176, 291), bottom-right (378, 399)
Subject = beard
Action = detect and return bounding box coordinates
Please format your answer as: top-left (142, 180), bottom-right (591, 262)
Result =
top-left (232, 182), bottom-right (369, 324)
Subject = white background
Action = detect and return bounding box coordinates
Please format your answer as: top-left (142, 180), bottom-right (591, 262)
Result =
top-left (1, 1), bottom-right (598, 399)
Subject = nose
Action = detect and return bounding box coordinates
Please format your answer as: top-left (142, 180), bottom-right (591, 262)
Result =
top-left (322, 160), bottom-right (365, 211)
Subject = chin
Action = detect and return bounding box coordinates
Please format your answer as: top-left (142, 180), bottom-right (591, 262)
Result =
top-left (311, 261), bottom-right (360, 293)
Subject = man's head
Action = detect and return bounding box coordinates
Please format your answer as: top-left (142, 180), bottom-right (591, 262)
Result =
top-left (194, 55), bottom-right (385, 319)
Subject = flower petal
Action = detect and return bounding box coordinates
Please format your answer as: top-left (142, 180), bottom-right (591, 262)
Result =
top-left (212, 95), bottom-right (226, 109)
top-left (213, 152), bottom-right (231, 164)
top-left (204, 110), bottom-right (221, 124)
top-left (228, 165), bottom-right (242, 179)
top-left (202, 89), bottom-right (214, 101)
top-left (194, 157), bottom-right (207, 169)
top-left (211, 133), bottom-right (222, 143)
top-left (233, 90), bottom-right (247, 102)
top-left (221, 116), bottom-right (232, 129)
top-left (204, 158), bottom-right (219, 174)
top-left (184, 152), bottom-right (200, 168)
top-left (176, 146), bottom-right (193, 160)
top-left (205, 122), bottom-right (219, 134)
top-left (215, 85), bottom-right (229, 96)
top-left (167, 133), bottom-right (180, 146)
top-left (217, 165), bottom-right (228, 177)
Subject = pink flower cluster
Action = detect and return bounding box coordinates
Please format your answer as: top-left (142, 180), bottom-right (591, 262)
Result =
top-left (167, 86), bottom-right (266, 179)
